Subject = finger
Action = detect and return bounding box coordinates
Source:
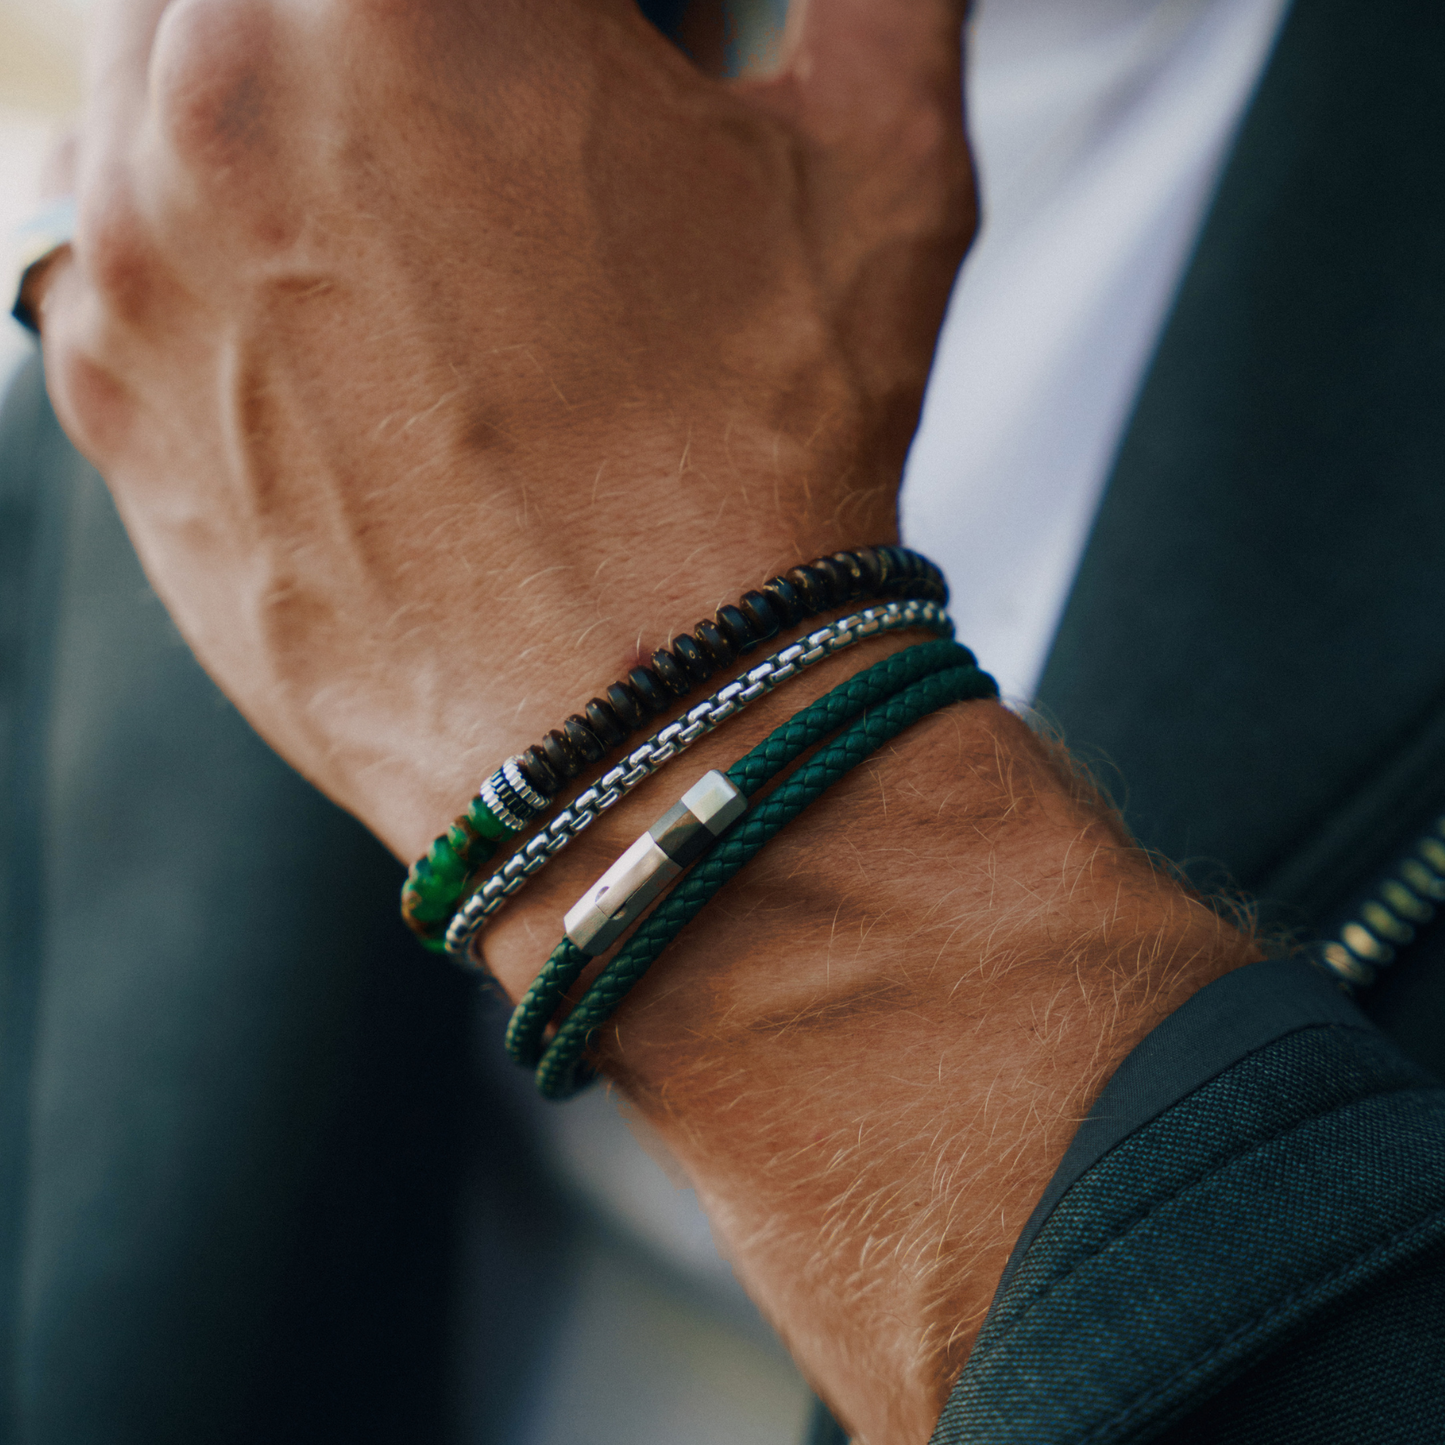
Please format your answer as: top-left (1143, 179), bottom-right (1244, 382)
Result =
top-left (64, 0), bottom-right (283, 339)
top-left (742, 0), bottom-right (975, 403)
top-left (34, 1), bottom-right (171, 422)
top-left (39, 0), bottom-right (172, 338)
top-left (0, 0), bottom-right (163, 282)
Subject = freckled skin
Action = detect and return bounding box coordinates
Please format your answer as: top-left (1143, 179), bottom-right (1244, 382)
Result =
top-left (31, 3), bottom-right (1256, 1440)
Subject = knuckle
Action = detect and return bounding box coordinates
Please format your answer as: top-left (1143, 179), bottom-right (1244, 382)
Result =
top-left (44, 330), bottom-right (136, 468)
top-left (150, 0), bottom-right (284, 174)
top-left (77, 183), bottom-right (165, 324)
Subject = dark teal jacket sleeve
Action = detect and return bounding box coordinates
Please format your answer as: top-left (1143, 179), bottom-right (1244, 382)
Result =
top-left (931, 959), bottom-right (1445, 1444)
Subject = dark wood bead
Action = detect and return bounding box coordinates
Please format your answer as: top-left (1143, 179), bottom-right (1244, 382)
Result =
top-left (879, 545), bottom-right (910, 591)
top-left (670, 633), bottom-right (715, 683)
top-left (564, 715), bottom-right (606, 764)
top-left (850, 546), bottom-right (883, 592)
top-left (829, 551), bottom-right (866, 598)
top-left (715, 603), bottom-right (756, 653)
top-left (606, 681), bottom-right (644, 730)
top-left (627, 667), bottom-right (668, 716)
top-left (541, 729), bottom-right (584, 781)
top-left (761, 576), bottom-right (803, 626)
top-left (585, 697), bottom-right (628, 747)
top-left (694, 618), bottom-right (738, 667)
top-left (786, 565), bottom-right (830, 613)
top-left (650, 648), bottom-right (692, 695)
top-left (738, 590), bottom-right (780, 643)
top-left (810, 555), bottom-right (849, 604)
top-left (519, 746), bottom-right (560, 798)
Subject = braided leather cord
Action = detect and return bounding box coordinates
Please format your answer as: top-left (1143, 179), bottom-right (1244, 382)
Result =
top-left (505, 937), bottom-right (588, 1067)
top-left (726, 638), bottom-right (973, 798)
top-left (533, 662), bottom-right (998, 1098)
top-left (503, 639), bottom-right (975, 1069)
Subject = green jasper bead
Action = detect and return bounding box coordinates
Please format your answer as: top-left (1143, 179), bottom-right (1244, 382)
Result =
top-left (405, 882), bottom-right (458, 925)
top-left (407, 890), bottom-right (450, 924)
top-left (401, 883), bottom-right (446, 927)
top-left (448, 819), bottom-right (498, 869)
top-left (404, 855), bottom-right (465, 915)
top-left (466, 798), bottom-right (513, 841)
top-left (425, 838), bottom-right (470, 888)
top-left (402, 867), bottom-right (438, 909)
top-left (402, 898), bottom-right (450, 945)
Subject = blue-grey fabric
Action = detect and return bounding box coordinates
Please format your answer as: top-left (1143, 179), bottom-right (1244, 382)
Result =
top-left (804, 1405), bottom-right (848, 1445)
top-left (991, 959), bottom-right (1370, 1308)
top-left (1156, 1238), bottom-right (1445, 1444)
top-left (0, 349), bottom-right (66, 1445)
top-left (933, 1019), bottom-right (1445, 1443)
top-left (0, 356), bottom-right (577, 1445)
top-left (1034, 0), bottom-right (1445, 936)
top-left (922, 0), bottom-right (1445, 1438)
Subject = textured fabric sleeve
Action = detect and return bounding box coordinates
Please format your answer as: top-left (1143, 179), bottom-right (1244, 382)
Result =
top-left (931, 959), bottom-right (1445, 1444)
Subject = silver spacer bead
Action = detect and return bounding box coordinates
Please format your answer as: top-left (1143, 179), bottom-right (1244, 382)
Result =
top-left (478, 778), bottom-right (528, 833)
top-left (479, 754), bottom-right (548, 833)
top-left (503, 756), bottom-right (549, 813)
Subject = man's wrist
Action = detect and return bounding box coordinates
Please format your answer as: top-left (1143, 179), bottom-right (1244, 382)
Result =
top-left (477, 610), bottom-right (938, 1001)
top-left (489, 689), bottom-right (1254, 1442)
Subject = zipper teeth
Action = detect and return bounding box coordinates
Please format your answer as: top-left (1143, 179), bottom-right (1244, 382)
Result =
top-left (1320, 813), bottom-right (1445, 988)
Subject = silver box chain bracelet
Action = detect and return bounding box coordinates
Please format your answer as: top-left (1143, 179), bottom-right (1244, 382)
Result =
top-left (445, 597), bottom-right (953, 963)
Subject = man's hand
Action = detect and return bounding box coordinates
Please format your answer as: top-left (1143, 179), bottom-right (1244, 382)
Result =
top-left (35, 0), bottom-right (976, 862)
top-left (28, 6), bottom-right (1258, 1442)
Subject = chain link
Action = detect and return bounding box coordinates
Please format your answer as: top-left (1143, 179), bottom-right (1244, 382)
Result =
top-left (445, 598), bottom-right (953, 962)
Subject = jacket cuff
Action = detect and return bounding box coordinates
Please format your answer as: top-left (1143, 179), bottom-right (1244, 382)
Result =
top-left (933, 959), bottom-right (1445, 1443)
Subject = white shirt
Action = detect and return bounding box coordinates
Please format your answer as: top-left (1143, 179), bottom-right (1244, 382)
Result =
top-left (903, 0), bottom-right (1291, 703)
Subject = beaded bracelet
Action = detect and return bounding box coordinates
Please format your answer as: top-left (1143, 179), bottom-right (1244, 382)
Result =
top-left (522, 653), bottom-right (1000, 1099)
top-left (402, 544), bottom-right (946, 950)
top-left (444, 598), bottom-right (953, 962)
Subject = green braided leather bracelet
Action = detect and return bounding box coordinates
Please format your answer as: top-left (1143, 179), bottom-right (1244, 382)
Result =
top-left (507, 641), bottom-right (998, 1099)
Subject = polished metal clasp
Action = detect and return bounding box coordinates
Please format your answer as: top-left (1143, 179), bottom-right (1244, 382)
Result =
top-left (563, 770), bottom-right (746, 955)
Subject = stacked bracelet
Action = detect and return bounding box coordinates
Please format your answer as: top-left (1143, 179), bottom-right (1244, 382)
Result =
top-left (444, 598), bottom-right (953, 961)
top-left (505, 636), bottom-right (973, 1064)
top-left (505, 640), bottom-right (1000, 1098)
top-left (402, 545), bottom-right (947, 950)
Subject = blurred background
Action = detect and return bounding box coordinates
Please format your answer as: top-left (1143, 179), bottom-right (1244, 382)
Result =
top-left (0, 0), bottom-right (83, 383)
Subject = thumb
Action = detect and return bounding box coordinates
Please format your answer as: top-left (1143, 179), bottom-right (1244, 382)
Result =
top-left (769, 0), bottom-right (969, 160)
top-left (736, 0), bottom-right (975, 415)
